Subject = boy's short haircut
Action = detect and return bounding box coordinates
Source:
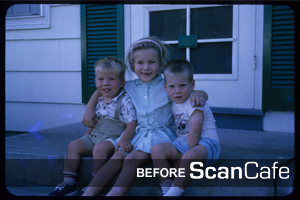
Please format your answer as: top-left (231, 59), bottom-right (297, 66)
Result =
top-left (163, 59), bottom-right (194, 82)
top-left (94, 56), bottom-right (126, 79)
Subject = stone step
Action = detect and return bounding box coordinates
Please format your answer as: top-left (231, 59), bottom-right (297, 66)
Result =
top-left (5, 122), bottom-right (295, 196)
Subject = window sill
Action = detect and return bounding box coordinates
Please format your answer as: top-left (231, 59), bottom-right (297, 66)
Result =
top-left (6, 4), bottom-right (50, 30)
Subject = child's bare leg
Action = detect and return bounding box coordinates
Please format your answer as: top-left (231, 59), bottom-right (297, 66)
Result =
top-left (165, 145), bottom-right (207, 196)
top-left (83, 151), bottom-right (126, 196)
top-left (151, 143), bottom-right (181, 195)
top-left (173, 144), bottom-right (207, 188)
top-left (106, 150), bottom-right (151, 196)
top-left (92, 140), bottom-right (115, 174)
top-left (49, 139), bottom-right (91, 196)
top-left (151, 143), bottom-right (181, 183)
top-left (60, 139), bottom-right (92, 187)
top-left (64, 139), bottom-right (92, 174)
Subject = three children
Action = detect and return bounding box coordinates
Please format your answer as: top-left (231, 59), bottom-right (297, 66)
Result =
top-left (50, 37), bottom-right (220, 197)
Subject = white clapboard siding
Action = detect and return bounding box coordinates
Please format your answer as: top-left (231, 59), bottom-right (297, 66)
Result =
top-left (6, 39), bottom-right (81, 72)
top-left (6, 5), bottom-right (84, 132)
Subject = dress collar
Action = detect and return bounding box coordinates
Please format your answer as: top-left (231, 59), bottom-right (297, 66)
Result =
top-left (135, 74), bottom-right (163, 86)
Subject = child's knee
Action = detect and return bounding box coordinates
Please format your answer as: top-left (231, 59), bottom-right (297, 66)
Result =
top-left (93, 149), bottom-right (108, 159)
top-left (123, 157), bottom-right (140, 168)
top-left (68, 139), bottom-right (84, 152)
top-left (183, 146), bottom-right (207, 160)
top-left (151, 143), bottom-right (165, 155)
top-left (93, 142), bottom-right (114, 159)
top-left (182, 151), bottom-right (197, 160)
top-left (112, 151), bottom-right (126, 159)
top-left (124, 152), bottom-right (149, 167)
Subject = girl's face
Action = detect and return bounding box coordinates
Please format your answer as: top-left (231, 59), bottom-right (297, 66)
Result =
top-left (95, 69), bottom-right (125, 103)
top-left (133, 48), bottom-right (162, 83)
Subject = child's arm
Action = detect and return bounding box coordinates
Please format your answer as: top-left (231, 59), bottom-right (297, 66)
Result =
top-left (190, 90), bottom-right (208, 107)
top-left (186, 110), bottom-right (204, 149)
top-left (115, 120), bottom-right (137, 153)
top-left (82, 90), bottom-right (101, 128)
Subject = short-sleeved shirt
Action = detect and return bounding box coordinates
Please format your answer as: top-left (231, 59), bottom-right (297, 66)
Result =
top-left (172, 93), bottom-right (219, 142)
top-left (95, 90), bottom-right (137, 124)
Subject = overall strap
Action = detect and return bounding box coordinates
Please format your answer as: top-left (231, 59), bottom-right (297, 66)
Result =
top-left (114, 93), bottom-right (126, 120)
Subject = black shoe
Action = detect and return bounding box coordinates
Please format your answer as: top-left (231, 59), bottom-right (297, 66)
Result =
top-left (49, 183), bottom-right (77, 196)
top-left (77, 186), bottom-right (87, 196)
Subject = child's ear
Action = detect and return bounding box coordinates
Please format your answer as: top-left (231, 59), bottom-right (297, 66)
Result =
top-left (192, 79), bottom-right (195, 89)
top-left (121, 79), bottom-right (125, 88)
top-left (163, 82), bottom-right (167, 91)
top-left (159, 62), bottom-right (164, 70)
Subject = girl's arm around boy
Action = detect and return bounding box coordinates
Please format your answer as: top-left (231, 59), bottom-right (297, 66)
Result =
top-left (190, 90), bottom-right (208, 108)
top-left (82, 90), bottom-right (101, 128)
top-left (83, 89), bottom-right (208, 128)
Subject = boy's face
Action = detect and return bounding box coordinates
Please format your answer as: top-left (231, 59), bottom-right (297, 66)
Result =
top-left (164, 72), bottom-right (195, 104)
top-left (95, 69), bottom-right (125, 102)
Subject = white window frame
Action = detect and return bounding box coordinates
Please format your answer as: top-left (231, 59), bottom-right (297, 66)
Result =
top-left (6, 4), bottom-right (51, 30)
top-left (144, 4), bottom-right (239, 80)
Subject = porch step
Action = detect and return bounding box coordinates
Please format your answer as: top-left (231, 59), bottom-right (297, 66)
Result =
top-left (5, 122), bottom-right (294, 196)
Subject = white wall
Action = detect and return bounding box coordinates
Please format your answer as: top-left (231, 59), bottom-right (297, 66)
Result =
top-left (5, 4), bottom-right (86, 132)
top-left (6, 4), bottom-right (294, 133)
top-left (263, 112), bottom-right (295, 133)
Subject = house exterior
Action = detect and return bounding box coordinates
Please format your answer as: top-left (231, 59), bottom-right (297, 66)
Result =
top-left (5, 4), bottom-right (294, 133)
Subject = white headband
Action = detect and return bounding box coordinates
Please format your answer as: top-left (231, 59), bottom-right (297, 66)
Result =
top-left (130, 39), bottom-right (163, 58)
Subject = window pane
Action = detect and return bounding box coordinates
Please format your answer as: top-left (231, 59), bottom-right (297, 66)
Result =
top-left (191, 6), bottom-right (233, 39)
top-left (6, 4), bottom-right (41, 17)
top-left (169, 44), bottom-right (186, 60)
top-left (191, 42), bottom-right (232, 74)
top-left (150, 9), bottom-right (186, 41)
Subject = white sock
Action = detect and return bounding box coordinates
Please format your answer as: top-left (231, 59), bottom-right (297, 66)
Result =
top-left (164, 183), bottom-right (184, 196)
top-left (159, 179), bottom-right (173, 195)
top-left (63, 171), bottom-right (77, 186)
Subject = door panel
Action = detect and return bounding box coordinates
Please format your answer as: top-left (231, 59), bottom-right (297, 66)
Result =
top-left (127, 5), bottom-right (262, 109)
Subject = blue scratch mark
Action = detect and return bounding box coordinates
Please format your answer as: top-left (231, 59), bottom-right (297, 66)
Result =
top-left (28, 120), bottom-right (45, 143)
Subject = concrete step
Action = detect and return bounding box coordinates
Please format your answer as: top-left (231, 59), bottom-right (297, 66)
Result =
top-left (5, 158), bottom-right (294, 196)
top-left (5, 122), bottom-right (295, 196)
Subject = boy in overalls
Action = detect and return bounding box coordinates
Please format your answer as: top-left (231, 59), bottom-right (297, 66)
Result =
top-left (49, 57), bottom-right (137, 196)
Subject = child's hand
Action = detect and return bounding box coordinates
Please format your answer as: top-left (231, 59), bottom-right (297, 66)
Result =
top-left (83, 90), bottom-right (101, 128)
top-left (115, 139), bottom-right (133, 153)
top-left (82, 110), bottom-right (97, 128)
top-left (85, 128), bottom-right (93, 135)
top-left (190, 90), bottom-right (208, 107)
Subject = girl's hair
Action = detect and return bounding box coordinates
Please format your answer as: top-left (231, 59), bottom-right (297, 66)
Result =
top-left (126, 37), bottom-right (169, 71)
top-left (94, 56), bottom-right (126, 79)
top-left (163, 59), bottom-right (194, 82)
